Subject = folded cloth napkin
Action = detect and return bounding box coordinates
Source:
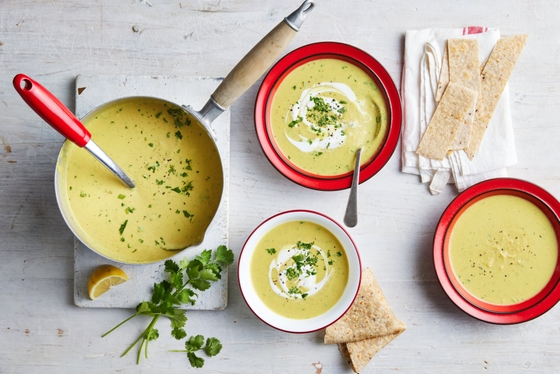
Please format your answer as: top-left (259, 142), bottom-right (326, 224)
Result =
top-left (401, 27), bottom-right (517, 194)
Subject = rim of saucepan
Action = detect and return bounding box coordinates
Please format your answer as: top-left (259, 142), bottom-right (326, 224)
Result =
top-left (433, 178), bottom-right (560, 324)
top-left (254, 41), bottom-right (402, 191)
top-left (54, 96), bottom-right (224, 265)
top-left (238, 209), bottom-right (362, 333)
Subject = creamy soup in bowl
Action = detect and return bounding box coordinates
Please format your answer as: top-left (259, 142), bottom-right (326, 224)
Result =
top-left (255, 42), bottom-right (402, 191)
top-left (434, 178), bottom-right (560, 324)
top-left (238, 210), bottom-right (361, 333)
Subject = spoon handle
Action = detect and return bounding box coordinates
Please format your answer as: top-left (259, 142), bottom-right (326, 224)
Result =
top-left (211, 0), bottom-right (314, 109)
top-left (344, 148), bottom-right (362, 228)
top-left (13, 74), bottom-right (91, 147)
top-left (13, 74), bottom-right (136, 189)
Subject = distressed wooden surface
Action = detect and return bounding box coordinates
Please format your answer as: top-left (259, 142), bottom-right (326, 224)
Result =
top-left (1, 0), bottom-right (560, 373)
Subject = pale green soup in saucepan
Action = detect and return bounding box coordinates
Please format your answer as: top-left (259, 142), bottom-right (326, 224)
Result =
top-left (250, 220), bottom-right (349, 319)
top-left (449, 194), bottom-right (558, 305)
top-left (59, 99), bottom-right (223, 264)
top-left (269, 58), bottom-right (388, 176)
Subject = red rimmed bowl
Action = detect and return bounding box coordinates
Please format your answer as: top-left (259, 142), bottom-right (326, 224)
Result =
top-left (238, 210), bottom-right (362, 333)
top-left (254, 42), bottom-right (401, 191)
top-left (434, 178), bottom-right (560, 324)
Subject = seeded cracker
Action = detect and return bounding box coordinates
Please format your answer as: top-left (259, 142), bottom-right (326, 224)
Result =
top-left (447, 39), bottom-right (481, 150)
top-left (339, 331), bottom-right (405, 373)
top-left (416, 82), bottom-right (478, 160)
top-left (325, 269), bottom-right (406, 373)
top-left (466, 34), bottom-right (528, 159)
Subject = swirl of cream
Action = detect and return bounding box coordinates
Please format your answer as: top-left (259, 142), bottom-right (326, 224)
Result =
top-left (285, 82), bottom-right (368, 152)
top-left (268, 243), bottom-right (332, 300)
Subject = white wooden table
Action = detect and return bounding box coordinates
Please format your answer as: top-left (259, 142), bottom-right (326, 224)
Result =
top-left (1, 1), bottom-right (559, 373)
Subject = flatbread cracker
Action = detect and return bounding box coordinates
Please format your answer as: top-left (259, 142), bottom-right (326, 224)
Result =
top-left (416, 82), bottom-right (478, 160)
top-left (447, 38), bottom-right (481, 92)
top-left (324, 269), bottom-right (405, 344)
top-left (339, 327), bottom-right (406, 373)
top-left (447, 38), bottom-right (480, 150)
top-left (466, 34), bottom-right (527, 159)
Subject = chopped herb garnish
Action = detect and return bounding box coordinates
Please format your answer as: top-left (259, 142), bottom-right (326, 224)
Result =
top-left (147, 161), bottom-right (160, 173)
top-left (183, 210), bottom-right (194, 221)
top-left (266, 248), bottom-right (276, 255)
top-left (288, 116), bottom-right (303, 128)
top-left (119, 220), bottom-right (128, 235)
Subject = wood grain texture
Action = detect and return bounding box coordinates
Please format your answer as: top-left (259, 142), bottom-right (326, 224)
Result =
top-left (1, 0), bottom-right (560, 373)
top-left (212, 21), bottom-right (296, 108)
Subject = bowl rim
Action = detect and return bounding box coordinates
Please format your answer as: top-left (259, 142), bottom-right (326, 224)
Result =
top-left (238, 209), bottom-right (362, 333)
top-left (433, 177), bottom-right (560, 324)
top-left (254, 41), bottom-right (402, 191)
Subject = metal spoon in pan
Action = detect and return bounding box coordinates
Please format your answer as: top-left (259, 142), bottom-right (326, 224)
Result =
top-left (343, 147), bottom-right (362, 228)
top-left (13, 74), bottom-right (136, 189)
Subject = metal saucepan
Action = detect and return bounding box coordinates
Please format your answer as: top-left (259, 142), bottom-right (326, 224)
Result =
top-left (14, 1), bottom-right (315, 264)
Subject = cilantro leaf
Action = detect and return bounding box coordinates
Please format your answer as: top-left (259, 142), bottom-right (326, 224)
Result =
top-left (204, 338), bottom-right (223, 357)
top-left (171, 327), bottom-right (187, 340)
top-left (186, 335), bottom-right (205, 351)
top-left (190, 278), bottom-right (211, 291)
top-left (215, 245), bottom-right (234, 265)
top-left (196, 249), bottom-right (212, 265)
top-left (198, 268), bottom-right (219, 282)
top-left (176, 288), bottom-right (197, 305)
top-left (188, 352), bottom-right (204, 368)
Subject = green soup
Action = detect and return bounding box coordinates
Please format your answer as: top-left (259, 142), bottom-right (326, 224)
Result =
top-left (269, 58), bottom-right (388, 176)
top-left (250, 220), bottom-right (349, 319)
top-left (449, 195), bottom-right (558, 305)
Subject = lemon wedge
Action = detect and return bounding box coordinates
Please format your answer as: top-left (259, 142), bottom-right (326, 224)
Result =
top-left (88, 265), bottom-right (129, 300)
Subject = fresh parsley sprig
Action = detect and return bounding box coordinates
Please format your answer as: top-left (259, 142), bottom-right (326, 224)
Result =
top-left (169, 335), bottom-right (223, 368)
top-left (102, 245), bottom-right (234, 367)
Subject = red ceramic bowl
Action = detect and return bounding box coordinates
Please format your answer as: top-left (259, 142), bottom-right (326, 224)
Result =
top-left (434, 178), bottom-right (560, 324)
top-left (254, 42), bottom-right (402, 191)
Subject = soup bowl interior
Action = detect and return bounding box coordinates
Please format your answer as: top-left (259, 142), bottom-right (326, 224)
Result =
top-left (434, 178), bottom-right (560, 324)
top-left (238, 210), bottom-right (361, 333)
top-left (255, 42), bottom-right (402, 191)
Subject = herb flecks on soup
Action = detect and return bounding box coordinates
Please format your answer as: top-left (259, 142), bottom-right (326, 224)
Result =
top-left (449, 195), bottom-right (558, 305)
top-left (270, 58), bottom-right (388, 176)
top-left (59, 99), bottom-right (223, 264)
top-left (251, 221), bottom-right (349, 319)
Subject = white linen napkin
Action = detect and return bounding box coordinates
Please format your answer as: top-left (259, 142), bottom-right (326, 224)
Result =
top-left (401, 27), bottom-right (517, 194)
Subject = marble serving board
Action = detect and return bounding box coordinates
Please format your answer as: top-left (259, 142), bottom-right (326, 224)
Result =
top-left (72, 75), bottom-right (230, 310)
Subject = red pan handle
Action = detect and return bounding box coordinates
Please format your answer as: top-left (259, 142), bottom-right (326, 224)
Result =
top-left (13, 74), bottom-right (91, 147)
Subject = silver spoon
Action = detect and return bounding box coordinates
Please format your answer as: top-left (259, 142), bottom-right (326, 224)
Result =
top-left (13, 74), bottom-right (135, 189)
top-left (343, 148), bottom-right (362, 227)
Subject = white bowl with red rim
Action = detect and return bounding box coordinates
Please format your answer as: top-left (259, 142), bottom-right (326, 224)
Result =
top-left (238, 210), bottom-right (362, 333)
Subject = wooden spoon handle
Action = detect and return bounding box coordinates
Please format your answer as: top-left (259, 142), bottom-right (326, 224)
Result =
top-left (211, 0), bottom-right (314, 109)
top-left (211, 22), bottom-right (296, 109)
